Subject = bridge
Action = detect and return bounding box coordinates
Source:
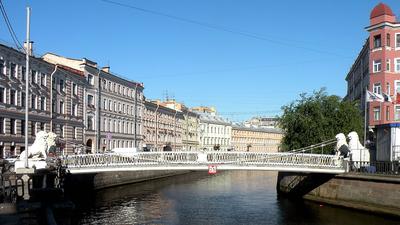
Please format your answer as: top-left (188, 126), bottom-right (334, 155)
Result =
top-left (60, 151), bottom-right (348, 174)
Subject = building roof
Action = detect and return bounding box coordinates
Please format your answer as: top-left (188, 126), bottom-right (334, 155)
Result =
top-left (57, 64), bottom-right (85, 77)
top-left (370, 3), bottom-right (394, 19)
top-left (232, 123), bottom-right (284, 134)
top-left (198, 112), bottom-right (231, 126)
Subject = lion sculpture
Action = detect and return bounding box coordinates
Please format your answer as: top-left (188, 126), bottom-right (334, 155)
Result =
top-left (335, 133), bottom-right (350, 158)
top-left (20, 131), bottom-right (57, 159)
top-left (348, 131), bottom-right (370, 162)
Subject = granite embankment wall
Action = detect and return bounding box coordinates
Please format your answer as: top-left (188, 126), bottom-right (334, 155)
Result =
top-left (277, 172), bottom-right (400, 217)
top-left (65, 170), bottom-right (190, 192)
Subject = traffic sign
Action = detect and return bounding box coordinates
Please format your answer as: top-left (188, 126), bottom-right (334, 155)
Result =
top-left (208, 165), bottom-right (217, 174)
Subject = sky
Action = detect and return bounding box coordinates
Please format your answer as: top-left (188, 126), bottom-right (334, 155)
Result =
top-left (1, 0), bottom-right (399, 121)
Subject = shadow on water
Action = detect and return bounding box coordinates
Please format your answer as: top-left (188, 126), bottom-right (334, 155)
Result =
top-left (276, 191), bottom-right (400, 225)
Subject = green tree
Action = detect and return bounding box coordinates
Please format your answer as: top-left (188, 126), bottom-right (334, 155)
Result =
top-left (279, 88), bottom-right (363, 153)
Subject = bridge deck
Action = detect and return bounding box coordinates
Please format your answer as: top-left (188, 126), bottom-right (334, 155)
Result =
top-left (61, 151), bottom-right (348, 174)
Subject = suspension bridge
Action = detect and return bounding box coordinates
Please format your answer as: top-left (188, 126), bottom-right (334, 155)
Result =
top-left (59, 139), bottom-right (348, 174)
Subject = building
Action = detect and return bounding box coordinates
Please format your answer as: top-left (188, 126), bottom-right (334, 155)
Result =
top-left (231, 124), bottom-right (283, 152)
top-left (156, 99), bottom-right (200, 150)
top-left (346, 3), bottom-right (400, 161)
top-left (181, 108), bottom-right (200, 150)
top-left (193, 107), bottom-right (232, 151)
top-left (50, 65), bottom-right (86, 155)
top-left (43, 53), bottom-right (144, 153)
top-left (244, 116), bottom-right (280, 128)
top-left (0, 44), bottom-right (85, 157)
top-left (142, 100), bottom-right (184, 151)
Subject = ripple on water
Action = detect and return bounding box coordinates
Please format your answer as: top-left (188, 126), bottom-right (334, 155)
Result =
top-left (75, 171), bottom-right (400, 225)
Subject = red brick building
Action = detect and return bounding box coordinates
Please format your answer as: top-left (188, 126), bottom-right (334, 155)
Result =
top-left (346, 3), bottom-right (400, 161)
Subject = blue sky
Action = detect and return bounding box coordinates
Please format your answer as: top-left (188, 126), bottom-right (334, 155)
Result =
top-left (1, 0), bottom-right (399, 121)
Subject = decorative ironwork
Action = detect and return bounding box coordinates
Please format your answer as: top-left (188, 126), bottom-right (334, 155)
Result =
top-left (60, 151), bottom-right (347, 174)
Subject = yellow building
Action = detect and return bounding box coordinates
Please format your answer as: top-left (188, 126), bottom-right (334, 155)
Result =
top-left (231, 125), bottom-right (283, 152)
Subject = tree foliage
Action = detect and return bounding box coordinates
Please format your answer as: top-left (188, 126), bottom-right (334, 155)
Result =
top-left (279, 88), bottom-right (363, 153)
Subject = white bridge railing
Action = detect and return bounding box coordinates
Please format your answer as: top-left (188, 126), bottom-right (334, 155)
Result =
top-left (60, 151), bottom-right (347, 174)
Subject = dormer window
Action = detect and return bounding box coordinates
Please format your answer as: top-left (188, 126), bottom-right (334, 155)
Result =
top-left (374, 34), bottom-right (381, 48)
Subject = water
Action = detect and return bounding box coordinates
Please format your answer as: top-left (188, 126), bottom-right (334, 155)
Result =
top-left (72, 171), bottom-right (399, 225)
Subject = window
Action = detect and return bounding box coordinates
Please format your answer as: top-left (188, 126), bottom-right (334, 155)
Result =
top-left (40, 97), bottom-right (46, 111)
top-left (396, 33), bottom-right (400, 48)
top-left (10, 89), bottom-right (16, 105)
top-left (396, 106), bottom-right (400, 121)
top-left (31, 95), bottom-right (36, 109)
top-left (395, 58), bottom-right (400, 72)
top-left (103, 99), bottom-right (107, 110)
top-left (59, 101), bottom-right (64, 114)
top-left (31, 121), bottom-right (36, 136)
top-left (374, 34), bottom-right (381, 48)
top-left (74, 127), bottom-right (78, 139)
top-left (52, 100), bottom-right (56, 113)
top-left (0, 117), bottom-right (3, 134)
top-left (386, 106), bottom-right (390, 121)
top-left (387, 59), bottom-right (391, 71)
top-left (373, 107), bottom-right (380, 121)
top-left (59, 79), bottom-right (65, 92)
top-left (52, 77), bottom-right (56, 90)
top-left (10, 119), bottom-right (16, 134)
top-left (21, 119), bottom-right (25, 135)
top-left (387, 82), bottom-right (391, 95)
top-left (87, 95), bottom-right (94, 107)
top-left (109, 101), bottom-right (112, 111)
top-left (0, 87), bottom-right (3, 103)
top-left (40, 73), bottom-right (46, 86)
top-left (396, 81), bottom-right (400, 94)
top-left (40, 122), bottom-right (45, 131)
top-left (21, 66), bottom-right (25, 81)
top-left (21, 92), bottom-right (25, 107)
top-left (87, 116), bottom-right (94, 130)
top-left (10, 63), bottom-right (17, 77)
top-left (373, 60), bottom-right (382, 73)
top-left (87, 74), bottom-right (94, 85)
top-left (31, 70), bottom-right (37, 83)
top-left (72, 83), bottom-right (78, 95)
top-left (60, 125), bottom-right (64, 138)
top-left (72, 103), bottom-right (78, 116)
top-left (387, 33), bottom-right (391, 47)
top-left (0, 59), bottom-right (4, 75)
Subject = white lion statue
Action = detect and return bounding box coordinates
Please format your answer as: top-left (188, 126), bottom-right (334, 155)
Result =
top-left (335, 133), bottom-right (350, 158)
top-left (19, 131), bottom-right (57, 159)
top-left (348, 131), bottom-right (370, 162)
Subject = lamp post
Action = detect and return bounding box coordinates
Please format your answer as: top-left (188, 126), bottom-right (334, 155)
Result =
top-left (24, 7), bottom-right (31, 168)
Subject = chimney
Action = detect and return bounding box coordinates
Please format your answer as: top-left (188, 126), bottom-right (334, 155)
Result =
top-left (23, 41), bottom-right (33, 56)
top-left (102, 66), bottom-right (110, 73)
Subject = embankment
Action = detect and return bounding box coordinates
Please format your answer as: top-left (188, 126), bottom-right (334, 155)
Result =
top-left (277, 172), bottom-right (400, 217)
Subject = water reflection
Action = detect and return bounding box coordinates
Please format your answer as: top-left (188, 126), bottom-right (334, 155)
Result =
top-left (73, 171), bottom-right (399, 225)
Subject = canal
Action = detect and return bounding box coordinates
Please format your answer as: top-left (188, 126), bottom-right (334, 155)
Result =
top-left (72, 171), bottom-right (399, 225)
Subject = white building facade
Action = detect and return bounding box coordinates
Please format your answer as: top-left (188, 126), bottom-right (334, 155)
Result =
top-left (198, 113), bottom-right (232, 151)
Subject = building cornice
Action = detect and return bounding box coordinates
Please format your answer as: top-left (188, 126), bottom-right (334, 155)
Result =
top-left (365, 21), bottom-right (400, 32)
